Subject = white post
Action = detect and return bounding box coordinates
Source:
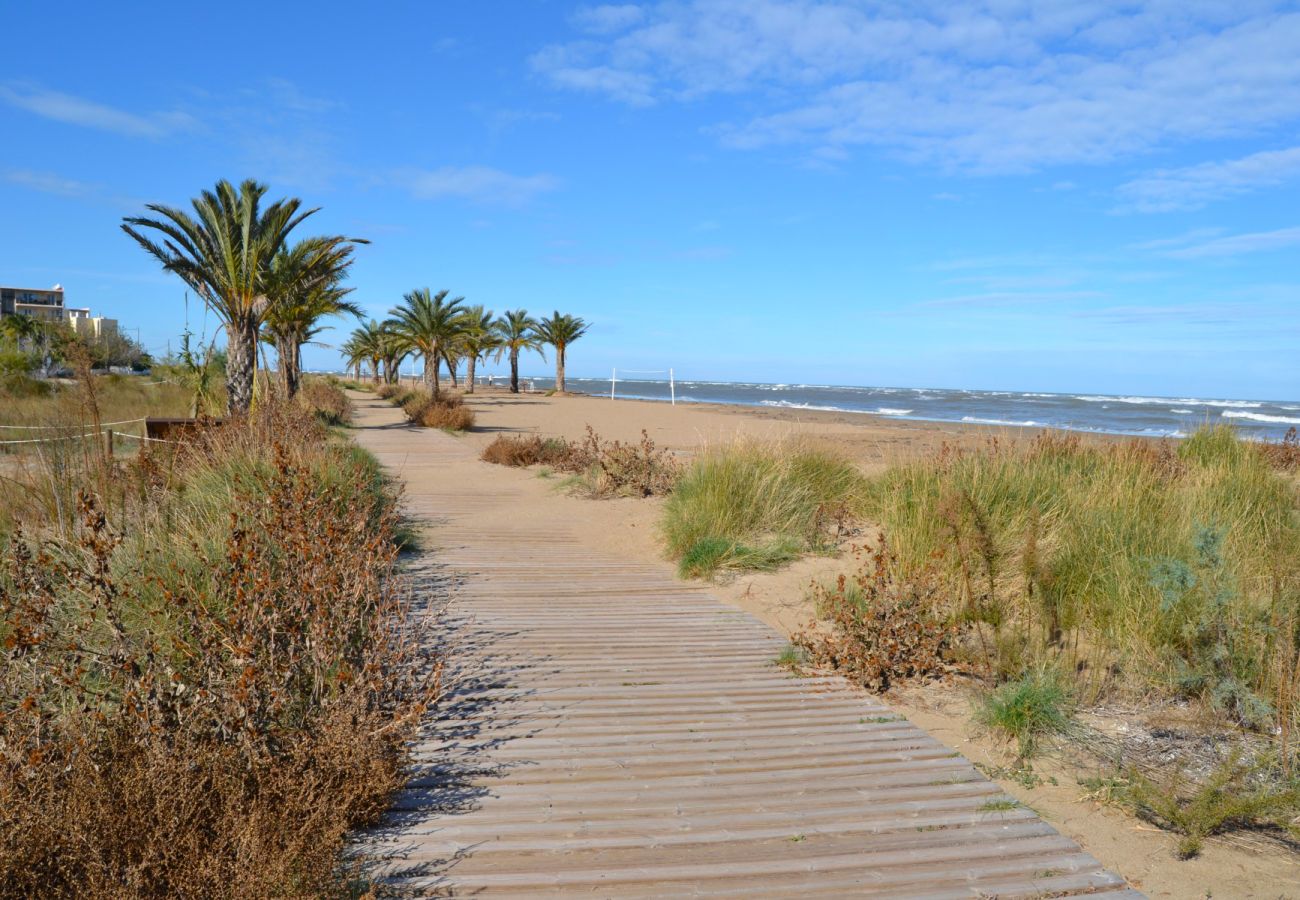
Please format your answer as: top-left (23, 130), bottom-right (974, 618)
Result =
top-left (670, 368), bottom-right (676, 406)
top-left (611, 367), bottom-right (617, 400)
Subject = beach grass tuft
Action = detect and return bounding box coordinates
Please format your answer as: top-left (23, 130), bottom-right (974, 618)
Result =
top-left (976, 668), bottom-right (1074, 759)
top-left (661, 439), bottom-right (868, 578)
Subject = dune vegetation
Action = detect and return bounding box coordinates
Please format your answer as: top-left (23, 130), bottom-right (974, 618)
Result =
top-left (660, 439), bottom-right (869, 578)
top-left (0, 371), bottom-right (434, 897)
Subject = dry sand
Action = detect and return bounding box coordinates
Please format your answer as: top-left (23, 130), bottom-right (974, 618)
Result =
top-left (397, 386), bottom-right (1298, 898)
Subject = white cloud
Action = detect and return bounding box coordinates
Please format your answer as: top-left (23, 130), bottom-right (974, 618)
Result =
top-left (2, 168), bottom-right (98, 198)
top-left (0, 83), bottom-right (195, 138)
top-left (396, 166), bottom-right (560, 205)
top-left (1115, 146), bottom-right (1300, 212)
top-left (533, 2), bottom-right (1300, 172)
top-left (573, 4), bottom-right (646, 34)
top-left (1160, 226), bottom-right (1300, 259)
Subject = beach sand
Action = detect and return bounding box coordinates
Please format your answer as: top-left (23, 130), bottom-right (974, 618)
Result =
top-left (398, 385), bottom-right (1298, 898)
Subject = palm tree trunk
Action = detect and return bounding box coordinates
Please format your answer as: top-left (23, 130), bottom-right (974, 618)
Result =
top-left (275, 334), bottom-right (299, 398)
top-left (445, 353), bottom-right (458, 389)
top-left (510, 348), bottom-right (520, 393)
top-left (425, 351), bottom-right (440, 399)
top-left (226, 318), bottom-right (257, 414)
top-left (465, 355), bottom-right (477, 394)
top-left (556, 345), bottom-right (566, 393)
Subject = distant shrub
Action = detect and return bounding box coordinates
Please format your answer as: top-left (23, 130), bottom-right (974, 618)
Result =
top-left (481, 434), bottom-right (575, 468)
top-left (397, 391), bottom-right (474, 431)
top-left (0, 373), bottom-right (53, 399)
top-left (375, 383), bottom-right (401, 400)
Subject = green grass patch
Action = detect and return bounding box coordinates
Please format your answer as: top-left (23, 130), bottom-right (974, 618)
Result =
top-left (976, 669), bottom-right (1074, 759)
top-left (661, 439), bottom-right (868, 578)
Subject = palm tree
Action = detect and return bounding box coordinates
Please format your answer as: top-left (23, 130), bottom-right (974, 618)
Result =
top-left (121, 179), bottom-right (354, 414)
top-left (0, 312), bottom-right (42, 352)
top-left (535, 311), bottom-right (588, 394)
top-left (377, 322), bottom-right (408, 384)
top-left (344, 320), bottom-right (387, 383)
top-left (456, 305), bottom-right (501, 394)
top-left (493, 309), bottom-right (543, 394)
top-left (388, 289), bottom-right (465, 398)
top-left (262, 237), bottom-right (364, 397)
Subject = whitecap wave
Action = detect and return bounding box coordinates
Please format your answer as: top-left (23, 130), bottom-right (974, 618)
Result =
top-left (1075, 395), bottom-right (1262, 408)
top-left (874, 408), bottom-right (913, 416)
top-left (1222, 411), bottom-right (1300, 425)
top-left (1169, 408), bottom-right (1195, 414)
top-left (962, 416), bottom-right (1044, 427)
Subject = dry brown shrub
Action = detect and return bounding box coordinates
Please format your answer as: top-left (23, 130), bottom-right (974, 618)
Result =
top-left (0, 404), bottom-right (437, 897)
top-left (297, 378), bottom-right (351, 425)
top-left (479, 427), bottom-right (680, 497)
top-left (404, 392), bottom-right (475, 430)
top-left (375, 383), bottom-right (400, 400)
top-left (573, 426), bottom-right (680, 497)
top-left (1260, 427), bottom-right (1300, 471)
top-left (480, 434), bottom-right (577, 468)
top-left (794, 541), bottom-right (956, 692)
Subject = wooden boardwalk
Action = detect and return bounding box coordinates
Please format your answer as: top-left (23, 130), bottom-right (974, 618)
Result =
top-left (351, 395), bottom-right (1137, 898)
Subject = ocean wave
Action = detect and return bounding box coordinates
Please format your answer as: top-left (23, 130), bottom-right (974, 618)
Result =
top-left (759, 400), bottom-right (844, 412)
top-left (1222, 411), bottom-right (1300, 425)
top-left (1169, 409), bottom-right (1195, 414)
top-left (874, 408), bottom-right (913, 416)
top-left (1075, 395), bottom-right (1262, 408)
top-left (962, 416), bottom-right (1044, 427)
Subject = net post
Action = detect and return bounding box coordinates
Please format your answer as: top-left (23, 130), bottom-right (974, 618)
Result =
top-left (611, 367), bottom-right (617, 400)
top-left (670, 368), bottom-right (675, 406)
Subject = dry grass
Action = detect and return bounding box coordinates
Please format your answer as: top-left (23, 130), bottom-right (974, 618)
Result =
top-left (0, 399), bottom-right (437, 898)
top-left (297, 377), bottom-right (352, 425)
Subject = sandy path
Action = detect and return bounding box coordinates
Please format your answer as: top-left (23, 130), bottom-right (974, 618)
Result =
top-left (349, 393), bottom-right (1135, 897)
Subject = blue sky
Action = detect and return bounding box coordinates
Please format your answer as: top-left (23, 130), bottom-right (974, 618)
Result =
top-left (2, 1), bottom-right (1298, 399)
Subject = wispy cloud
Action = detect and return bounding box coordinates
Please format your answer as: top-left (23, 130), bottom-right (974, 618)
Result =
top-left (533, 3), bottom-right (1300, 172)
top-left (1154, 226), bottom-right (1300, 259)
top-left (0, 82), bottom-right (196, 138)
top-left (917, 290), bottom-right (1105, 310)
top-left (572, 4), bottom-right (646, 34)
top-left (2, 168), bottom-right (142, 208)
top-left (395, 166), bottom-right (560, 205)
top-left (3, 168), bottom-right (99, 198)
top-left (1116, 146), bottom-right (1300, 212)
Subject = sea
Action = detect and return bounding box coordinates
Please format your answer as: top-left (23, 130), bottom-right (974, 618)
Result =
top-left (515, 377), bottom-right (1300, 442)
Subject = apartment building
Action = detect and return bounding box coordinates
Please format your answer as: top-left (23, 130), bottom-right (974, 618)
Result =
top-left (1, 284), bottom-right (118, 337)
top-left (0, 284), bottom-right (65, 323)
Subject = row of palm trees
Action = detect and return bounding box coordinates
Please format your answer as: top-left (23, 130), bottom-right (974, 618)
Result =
top-left (341, 295), bottom-right (588, 397)
top-left (123, 178), bottom-right (591, 414)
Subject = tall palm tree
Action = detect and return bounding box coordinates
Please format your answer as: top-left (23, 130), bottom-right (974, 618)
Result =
top-left (122, 179), bottom-right (324, 413)
top-left (535, 311), bottom-right (588, 394)
top-left (340, 332), bottom-right (368, 382)
top-left (388, 288), bottom-right (465, 398)
top-left (377, 322), bottom-right (408, 384)
top-left (493, 309), bottom-right (543, 394)
top-left (457, 305), bottom-right (501, 394)
top-left (262, 237), bottom-right (364, 397)
top-left (345, 320), bottom-right (387, 383)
